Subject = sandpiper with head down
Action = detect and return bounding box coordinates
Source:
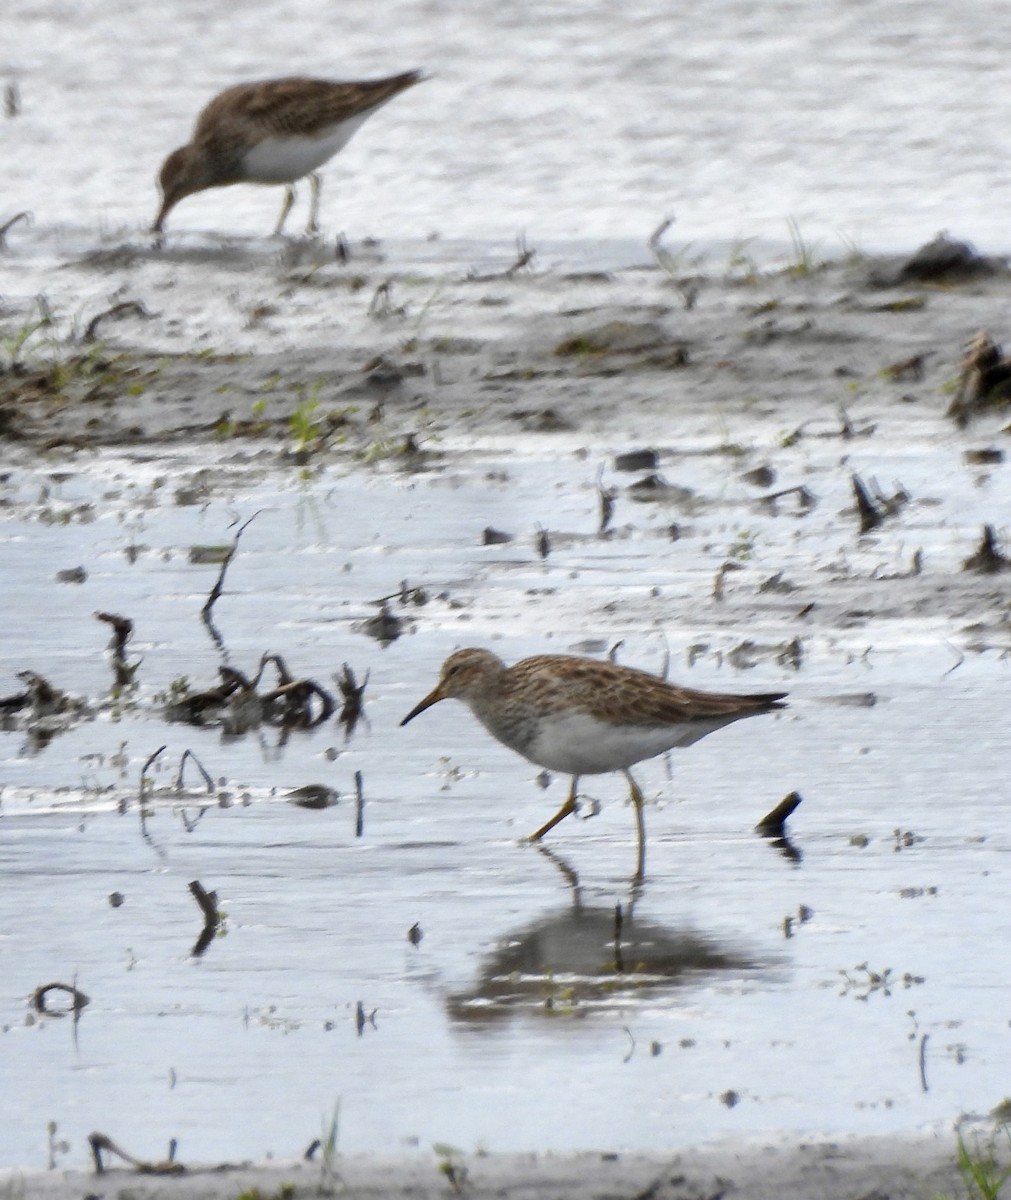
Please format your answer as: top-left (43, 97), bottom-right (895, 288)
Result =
top-left (153, 70), bottom-right (424, 237)
top-left (401, 648), bottom-right (787, 876)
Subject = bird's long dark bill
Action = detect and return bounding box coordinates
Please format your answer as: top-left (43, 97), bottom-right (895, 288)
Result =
top-left (400, 688), bottom-right (443, 726)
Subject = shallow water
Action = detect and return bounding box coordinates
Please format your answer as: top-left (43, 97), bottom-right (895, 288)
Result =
top-left (2, 424), bottom-right (1010, 1167)
top-left (4, 0), bottom-right (1011, 262)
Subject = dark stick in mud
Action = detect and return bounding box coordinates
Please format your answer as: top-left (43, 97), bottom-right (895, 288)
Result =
top-left (755, 791), bottom-right (803, 837)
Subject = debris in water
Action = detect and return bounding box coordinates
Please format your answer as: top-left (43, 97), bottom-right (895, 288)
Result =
top-left (335, 662), bottom-right (369, 733)
top-left (962, 524), bottom-right (1010, 574)
top-left (188, 879), bottom-right (221, 958)
top-left (286, 784), bottom-right (339, 809)
top-left (32, 981), bottom-right (90, 1017)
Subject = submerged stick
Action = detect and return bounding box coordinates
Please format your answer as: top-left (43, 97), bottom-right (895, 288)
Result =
top-left (918, 1032), bottom-right (930, 1093)
top-left (201, 512), bottom-right (261, 625)
top-left (336, 663), bottom-right (369, 732)
top-left (32, 981), bottom-right (90, 1016)
top-left (176, 749), bottom-right (214, 793)
top-left (354, 770), bottom-right (365, 837)
top-left (613, 903), bottom-right (625, 974)
top-left (962, 524), bottom-right (1010, 574)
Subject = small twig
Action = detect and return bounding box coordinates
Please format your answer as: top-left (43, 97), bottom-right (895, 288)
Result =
top-left (962, 524), bottom-right (1010, 574)
top-left (354, 770), bottom-right (365, 837)
top-left (503, 231), bottom-right (536, 277)
top-left (942, 642), bottom-right (966, 678)
top-left (83, 300), bottom-right (149, 344)
top-left (88, 1132), bottom-right (185, 1177)
top-left (255, 652), bottom-right (295, 688)
top-left (648, 215), bottom-right (676, 265)
top-left (202, 512), bottom-right (261, 624)
top-left (613, 902), bottom-right (625, 973)
top-left (597, 465), bottom-right (616, 535)
top-left (336, 662), bottom-right (369, 732)
top-left (0, 210), bottom-right (31, 248)
top-left (622, 1025), bottom-right (636, 1064)
top-left (368, 278), bottom-right (404, 318)
top-left (32, 981), bottom-right (90, 1016)
top-left (371, 582), bottom-right (427, 606)
top-left (918, 1032), bottom-right (930, 1092)
top-left (851, 474), bottom-right (883, 533)
top-left (95, 610), bottom-right (137, 689)
top-left (139, 746), bottom-right (166, 800)
top-left (176, 749), bottom-right (214, 793)
top-left (260, 678), bottom-right (337, 727)
top-left (188, 879), bottom-right (220, 957)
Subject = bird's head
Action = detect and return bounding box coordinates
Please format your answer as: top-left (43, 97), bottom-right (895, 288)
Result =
top-left (401, 648), bottom-right (505, 725)
top-left (152, 144), bottom-right (213, 234)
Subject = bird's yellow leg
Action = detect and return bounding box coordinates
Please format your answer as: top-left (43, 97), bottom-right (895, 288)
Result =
top-left (527, 776), bottom-right (579, 842)
top-left (274, 184), bottom-right (296, 236)
top-left (624, 770), bottom-right (647, 881)
top-left (305, 172), bottom-right (322, 236)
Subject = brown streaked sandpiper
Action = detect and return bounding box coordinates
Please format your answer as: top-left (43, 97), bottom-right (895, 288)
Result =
top-left (152, 70), bottom-right (424, 237)
top-left (401, 648), bottom-right (787, 875)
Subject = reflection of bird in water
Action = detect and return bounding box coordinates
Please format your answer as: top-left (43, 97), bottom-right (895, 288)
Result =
top-left (402, 648), bottom-right (787, 877)
top-left (445, 900), bottom-right (765, 1025)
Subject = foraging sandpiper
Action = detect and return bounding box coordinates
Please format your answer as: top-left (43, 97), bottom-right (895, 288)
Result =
top-left (153, 70), bottom-right (424, 236)
top-left (402, 648), bottom-right (787, 874)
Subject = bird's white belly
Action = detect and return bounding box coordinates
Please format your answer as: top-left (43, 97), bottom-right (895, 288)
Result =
top-left (242, 113), bottom-right (372, 183)
top-left (524, 711), bottom-right (694, 775)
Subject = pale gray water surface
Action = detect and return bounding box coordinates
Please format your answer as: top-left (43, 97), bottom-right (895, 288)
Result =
top-left (4, 0), bottom-right (1011, 257)
top-left (1, 423), bottom-right (1009, 1167)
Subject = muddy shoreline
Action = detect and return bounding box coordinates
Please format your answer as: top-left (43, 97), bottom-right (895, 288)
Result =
top-left (0, 1134), bottom-right (975, 1200)
top-left (2, 233), bottom-right (1008, 457)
